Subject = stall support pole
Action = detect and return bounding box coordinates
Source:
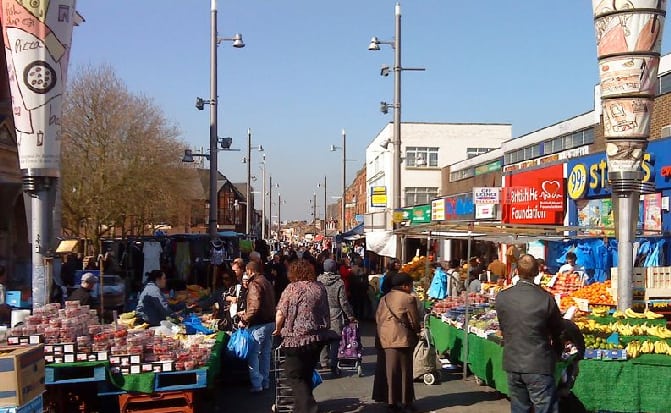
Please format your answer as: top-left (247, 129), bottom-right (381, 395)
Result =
top-left (423, 232), bottom-right (432, 285)
top-left (462, 232), bottom-right (472, 380)
top-left (615, 191), bottom-right (637, 311)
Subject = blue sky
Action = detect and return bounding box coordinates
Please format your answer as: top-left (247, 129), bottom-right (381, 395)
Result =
top-left (69, 1), bottom-right (671, 222)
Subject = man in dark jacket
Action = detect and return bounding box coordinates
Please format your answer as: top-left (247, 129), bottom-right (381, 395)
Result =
top-left (496, 254), bottom-right (564, 413)
top-left (68, 272), bottom-right (99, 308)
top-left (239, 261), bottom-right (276, 392)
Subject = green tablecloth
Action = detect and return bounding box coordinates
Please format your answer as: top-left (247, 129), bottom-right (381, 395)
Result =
top-left (429, 315), bottom-right (671, 413)
top-left (428, 316), bottom-right (508, 394)
top-left (48, 331), bottom-right (228, 394)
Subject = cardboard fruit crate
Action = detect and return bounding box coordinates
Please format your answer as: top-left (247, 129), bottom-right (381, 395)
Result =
top-left (0, 394), bottom-right (43, 413)
top-left (0, 345), bottom-right (44, 408)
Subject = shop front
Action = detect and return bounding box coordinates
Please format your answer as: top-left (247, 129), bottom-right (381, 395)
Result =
top-left (566, 137), bottom-right (671, 271)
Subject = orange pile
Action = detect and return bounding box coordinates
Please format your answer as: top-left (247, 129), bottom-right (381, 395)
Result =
top-left (559, 296), bottom-right (576, 312)
top-left (570, 281), bottom-right (615, 305)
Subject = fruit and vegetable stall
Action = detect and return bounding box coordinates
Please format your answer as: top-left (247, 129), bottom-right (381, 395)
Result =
top-left (426, 280), bottom-right (671, 413)
top-left (2, 286), bottom-right (228, 413)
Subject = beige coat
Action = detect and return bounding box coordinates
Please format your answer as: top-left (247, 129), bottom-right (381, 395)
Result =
top-left (376, 289), bottom-right (421, 349)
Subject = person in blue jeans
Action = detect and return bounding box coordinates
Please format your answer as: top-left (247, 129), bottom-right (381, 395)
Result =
top-left (495, 254), bottom-right (564, 413)
top-left (238, 261), bottom-right (276, 392)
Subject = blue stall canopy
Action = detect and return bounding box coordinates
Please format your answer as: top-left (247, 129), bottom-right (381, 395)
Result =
top-left (342, 223), bottom-right (364, 240)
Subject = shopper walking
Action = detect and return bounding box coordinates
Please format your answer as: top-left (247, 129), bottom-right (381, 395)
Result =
top-left (317, 258), bottom-right (355, 375)
top-left (274, 259), bottom-right (335, 413)
top-left (376, 273), bottom-right (421, 413)
top-left (238, 261), bottom-right (276, 392)
top-left (495, 254), bottom-right (564, 413)
top-left (372, 259), bottom-right (402, 405)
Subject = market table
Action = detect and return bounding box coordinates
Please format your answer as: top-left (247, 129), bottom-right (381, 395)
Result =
top-left (45, 331), bottom-right (228, 394)
top-left (428, 315), bottom-right (671, 413)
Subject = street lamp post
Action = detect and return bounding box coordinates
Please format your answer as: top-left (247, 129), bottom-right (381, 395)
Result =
top-left (277, 193), bottom-right (282, 241)
top-left (261, 155), bottom-right (267, 240)
top-left (317, 176), bottom-right (327, 233)
top-left (329, 129), bottom-right (347, 233)
top-left (195, 0), bottom-right (244, 239)
top-left (369, 2), bottom-right (424, 259)
top-left (268, 178), bottom-right (278, 239)
top-left (244, 128), bottom-right (263, 236)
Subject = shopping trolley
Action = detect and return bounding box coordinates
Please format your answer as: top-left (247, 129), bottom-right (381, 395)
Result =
top-left (271, 345), bottom-right (294, 413)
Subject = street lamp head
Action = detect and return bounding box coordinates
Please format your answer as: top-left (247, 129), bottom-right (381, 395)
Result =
top-left (380, 64), bottom-right (390, 77)
top-left (258, 144), bottom-right (264, 152)
top-left (329, 144), bottom-right (337, 152)
top-left (182, 149), bottom-right (194, 163)
top-left (380, 138), bottom-right (391, 149)
top-left (380, 101), bottom-right (389, 114)
top-left (220, 137), bottom-right (233, 149)
top-left (195, 97), bottom-right (205, 111)
top-left (232, 33), bottom-right (245, 48)
top-left (368, 36), bottom-right (381, 51)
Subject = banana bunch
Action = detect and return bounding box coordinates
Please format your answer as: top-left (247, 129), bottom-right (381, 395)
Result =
top-left (625, 308), bottom-right (645, 319)
top-left (591, 306), bottom-right (610, 317)
top-left (649, 325), bottom-right (671, 339)
top-left (640, 340), bottom-right (654, 354)
top-left (643, 308), bottom-right (664, 319)
top-left (129, 322), bottom-right (150, 331)
top-left (119, 311), bottom-right (136, 320)
top-left (612, 310), bottom-right (626, 319)
top-left (654, 340), bottom-right (671, 354)
top-left (118, 311), bottom-right (138, 327)
top-left (626, 341), bottom-right (641, 358)
top-left (415, 285), bottom-right (426, 301)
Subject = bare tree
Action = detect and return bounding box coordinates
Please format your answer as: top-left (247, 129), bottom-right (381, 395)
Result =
top-left (60, 64), bottom-right (193, 254)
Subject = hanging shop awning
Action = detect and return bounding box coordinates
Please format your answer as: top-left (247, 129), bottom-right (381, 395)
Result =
top-left (56, 239), bottom-right (79, 254)
top-left (365, 231), bottom-right (397, 258)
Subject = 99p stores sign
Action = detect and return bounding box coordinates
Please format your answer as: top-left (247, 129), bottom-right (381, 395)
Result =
top-left (503, 164), bottom-right (565, 225)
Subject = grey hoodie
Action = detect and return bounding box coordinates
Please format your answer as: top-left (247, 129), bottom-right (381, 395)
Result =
top-left (317, 272), bottom-right (354, 334)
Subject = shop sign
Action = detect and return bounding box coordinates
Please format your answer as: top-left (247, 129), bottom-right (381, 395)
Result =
top-left (370, 186), bottom-right (387, 207)
top-left (392, 209), bottom-right (405, 224)
top-left (473, 187), bottom-right (500, 205)
top-left (475, 204), bottom-right (496, 220)
top-left (431, 198), bottom-right (445, 221)
top-left (474, 160), bottom-right (502, 176)
top-left (445, 193), bottom-right (474, 220)
top-left (502, 164), bottom-right (564, 225)
top-left (567, 153), bottom-right (652, 199)
top-left (411, 205), bottom-right (431, 225)
top-left (643, 193), bottom-right (662, 234)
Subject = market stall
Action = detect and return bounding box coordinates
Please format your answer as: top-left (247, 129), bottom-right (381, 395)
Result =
top-left (5, 299), bottom-right (228, 412)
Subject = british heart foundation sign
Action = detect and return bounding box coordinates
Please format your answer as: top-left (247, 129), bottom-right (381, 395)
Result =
top-left (503, 164), bottom-right (565, 225)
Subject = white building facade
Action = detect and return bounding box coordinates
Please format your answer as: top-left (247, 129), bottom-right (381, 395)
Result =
top-left (364, 121), bottom-right (511, 243)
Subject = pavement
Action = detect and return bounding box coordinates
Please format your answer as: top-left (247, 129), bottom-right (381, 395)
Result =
top-left (210, 320), bottom-right (511, 413)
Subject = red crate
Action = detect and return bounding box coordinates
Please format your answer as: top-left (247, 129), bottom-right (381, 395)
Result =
top-left (119, 390), bottom-right (193, 413)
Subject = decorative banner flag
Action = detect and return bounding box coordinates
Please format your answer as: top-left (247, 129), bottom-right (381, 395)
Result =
top-left (0, 0), bottom-right (79, 176)
top-left (593, 0), bottom-right (666, 174)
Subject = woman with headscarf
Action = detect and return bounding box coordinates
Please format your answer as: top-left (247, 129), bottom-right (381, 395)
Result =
top-left (376, 273), bottom-right (421, 413)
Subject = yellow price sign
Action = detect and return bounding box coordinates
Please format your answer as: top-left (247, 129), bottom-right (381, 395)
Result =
top-left (567, 164), bottom-right (587, 199)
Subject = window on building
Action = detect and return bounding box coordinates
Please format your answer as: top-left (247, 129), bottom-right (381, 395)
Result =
top-left (450, 167), bottom-right (474, 182)
top-left (466, 147), bottom-right (493, 159)
top-left (405, 187), bottom-right (438, 206)
top-left (406, 147), bottom-right (439, 167)
top-left (543, 127), bottom-right (595, 155)
top-left (659, 72), bottom-right (671, 95)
